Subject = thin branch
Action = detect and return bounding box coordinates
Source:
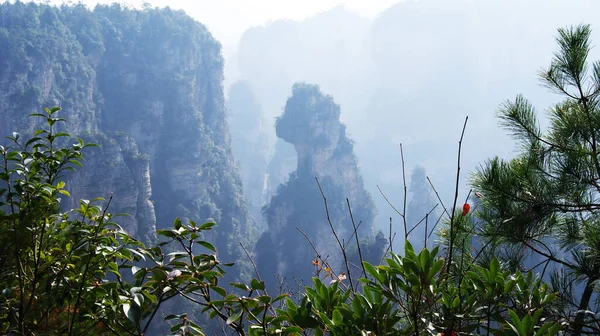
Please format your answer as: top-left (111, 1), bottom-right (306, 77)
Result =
top-left (315, 177), bottom-right (354, 292)
top-left (523, 240), bottom-right (579, 271)
top-left (377, 185), bottom-right (404, 218)
top-left (427, 211), bottom-right (446, 241)
top-left (400, 143), bottom-right (408, 239)
top-left (141, 297), bottom-right (164, 334)
top-left (296, 227), bottom-right (347, 290)
top-left (240, 243), bottom-right (263, 284)
top-left (380, 230), bottom-right (397, 266)
top-left (425, 212), bottom-right (429, 249)
top-left (446, 116), bottom-right (469, 275)
top-left (344, 220), bottom-right (364, 247)
top-left (407, 204), bottom-right (439, 236)
top-left (427, 176), bottom-right (451, 217)
top-left (347, 198), bottom-right (366, 280)
top-left (389, 217), bottom-right (394, 254)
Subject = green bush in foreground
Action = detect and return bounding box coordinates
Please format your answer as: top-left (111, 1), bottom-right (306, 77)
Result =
top-left (0, 111), bottom-right (561, 336)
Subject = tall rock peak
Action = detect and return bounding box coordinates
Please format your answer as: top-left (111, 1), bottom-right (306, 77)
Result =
top-left (257, 83), bottom-right (381, 291)
top-left (276, 83), bottom-right (369, 203)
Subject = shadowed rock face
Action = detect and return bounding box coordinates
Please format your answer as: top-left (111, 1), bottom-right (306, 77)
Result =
top-left (0, 2), bottom-right (252, 261)
top-left (257, 83), bottom-right (380, 291)
top-left (276, 83), bottom-right (372, 205)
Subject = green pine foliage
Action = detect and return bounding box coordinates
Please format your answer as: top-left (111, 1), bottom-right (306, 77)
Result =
top-left (472, 24), bottom-right (600, 335)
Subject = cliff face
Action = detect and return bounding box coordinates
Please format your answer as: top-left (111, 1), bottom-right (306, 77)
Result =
top-left (0, 3), bottom-right (251, 258)
top-left (64, 133), bottom-right (157, 244)
top-left (226, 80), bottom-right (269, 226)
top-left (256, 84), bottom-right (380, 290)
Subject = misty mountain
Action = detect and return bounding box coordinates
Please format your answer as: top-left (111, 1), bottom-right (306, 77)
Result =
top-left (227, 0), bottom-right (600, 236)
top-left (256, 83), bottom-right (383, 292)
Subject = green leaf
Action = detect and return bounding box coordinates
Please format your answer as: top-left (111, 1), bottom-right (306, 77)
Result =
top-left (165, 314), bottom-right (187, 320)
top-left (231, 282), bottom-right (250, 291)
top-left (363, 262), bottom-right (380, 281)
top-left (490, 257), bottom-right (500, 276)
top-left (187, 322), bottom-right (206, 335)
top-left (133, 293), bottom-right (144, 307)
top-left (250, 278), bottom-right (265, 291)
top-left (198, 241), bottom-right (216, 252)
top-left (174, 218), bottom-right (182, 229)
top-left (212, 286), bottom-right (226, 297)
top-left (122, 303), bottom-right (141, 324)
top-left (25, 137), bottom-right (42, 147)
top-left (198, 221), bottom-right (216, 230)
top-left (256, 295), bottom-right (271, 304)
top-left (152, 269), bottom-right (167, 281)
top-left (226, 310), bottom-right (242, 325)
top-left (128, 248), bottom-right (146, 261)
top-left (508, 310), bottom-right (523, 333)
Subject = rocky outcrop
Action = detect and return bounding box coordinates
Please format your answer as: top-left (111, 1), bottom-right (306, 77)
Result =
top-left (0, 3), bottom-right (251, 262)
top-left (275, 83), bottom-right (369, 202)
top-left (256, 83), bottom-right (380, 290)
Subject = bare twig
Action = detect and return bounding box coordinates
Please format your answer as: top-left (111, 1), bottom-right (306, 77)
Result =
top-left (427, 176), bottom-right (451, 218)
top-left (407, 204), bottom-right (439, 236)
top-left (345, 220), bottom-right (364, 247)
top-left (296, 227), bottom-right (345, 290)
top-left (400, 143), bottom-right (408, 239)
top-left (427, 207), bottom-right (446, 241)
top-left (315, 177), bottom-right (354, 292)
top-left (446, 116), bottom-right (469, 274)
top-left (389, 217), bottom-right (394, 254)
top-left (380, 231), bottom-right (397, 266)
top-left (347, 198), bottom-right (367, 280)
top-left (240, 243), bottom-right (262, 284)
top-left (425, 212), bottom-right (429, 249)
top-left (377, 185), bottom-right (404, 218)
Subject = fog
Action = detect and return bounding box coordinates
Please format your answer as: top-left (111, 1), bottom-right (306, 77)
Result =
top-left (225, 0), bottom-right (600, 232)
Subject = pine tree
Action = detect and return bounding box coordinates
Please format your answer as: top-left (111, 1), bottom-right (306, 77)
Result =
top-left (472, 24), bottom-right (600, 335)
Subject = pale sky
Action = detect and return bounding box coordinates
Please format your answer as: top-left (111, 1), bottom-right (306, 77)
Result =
top-left (51, 0), bottom-right (401, 53)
